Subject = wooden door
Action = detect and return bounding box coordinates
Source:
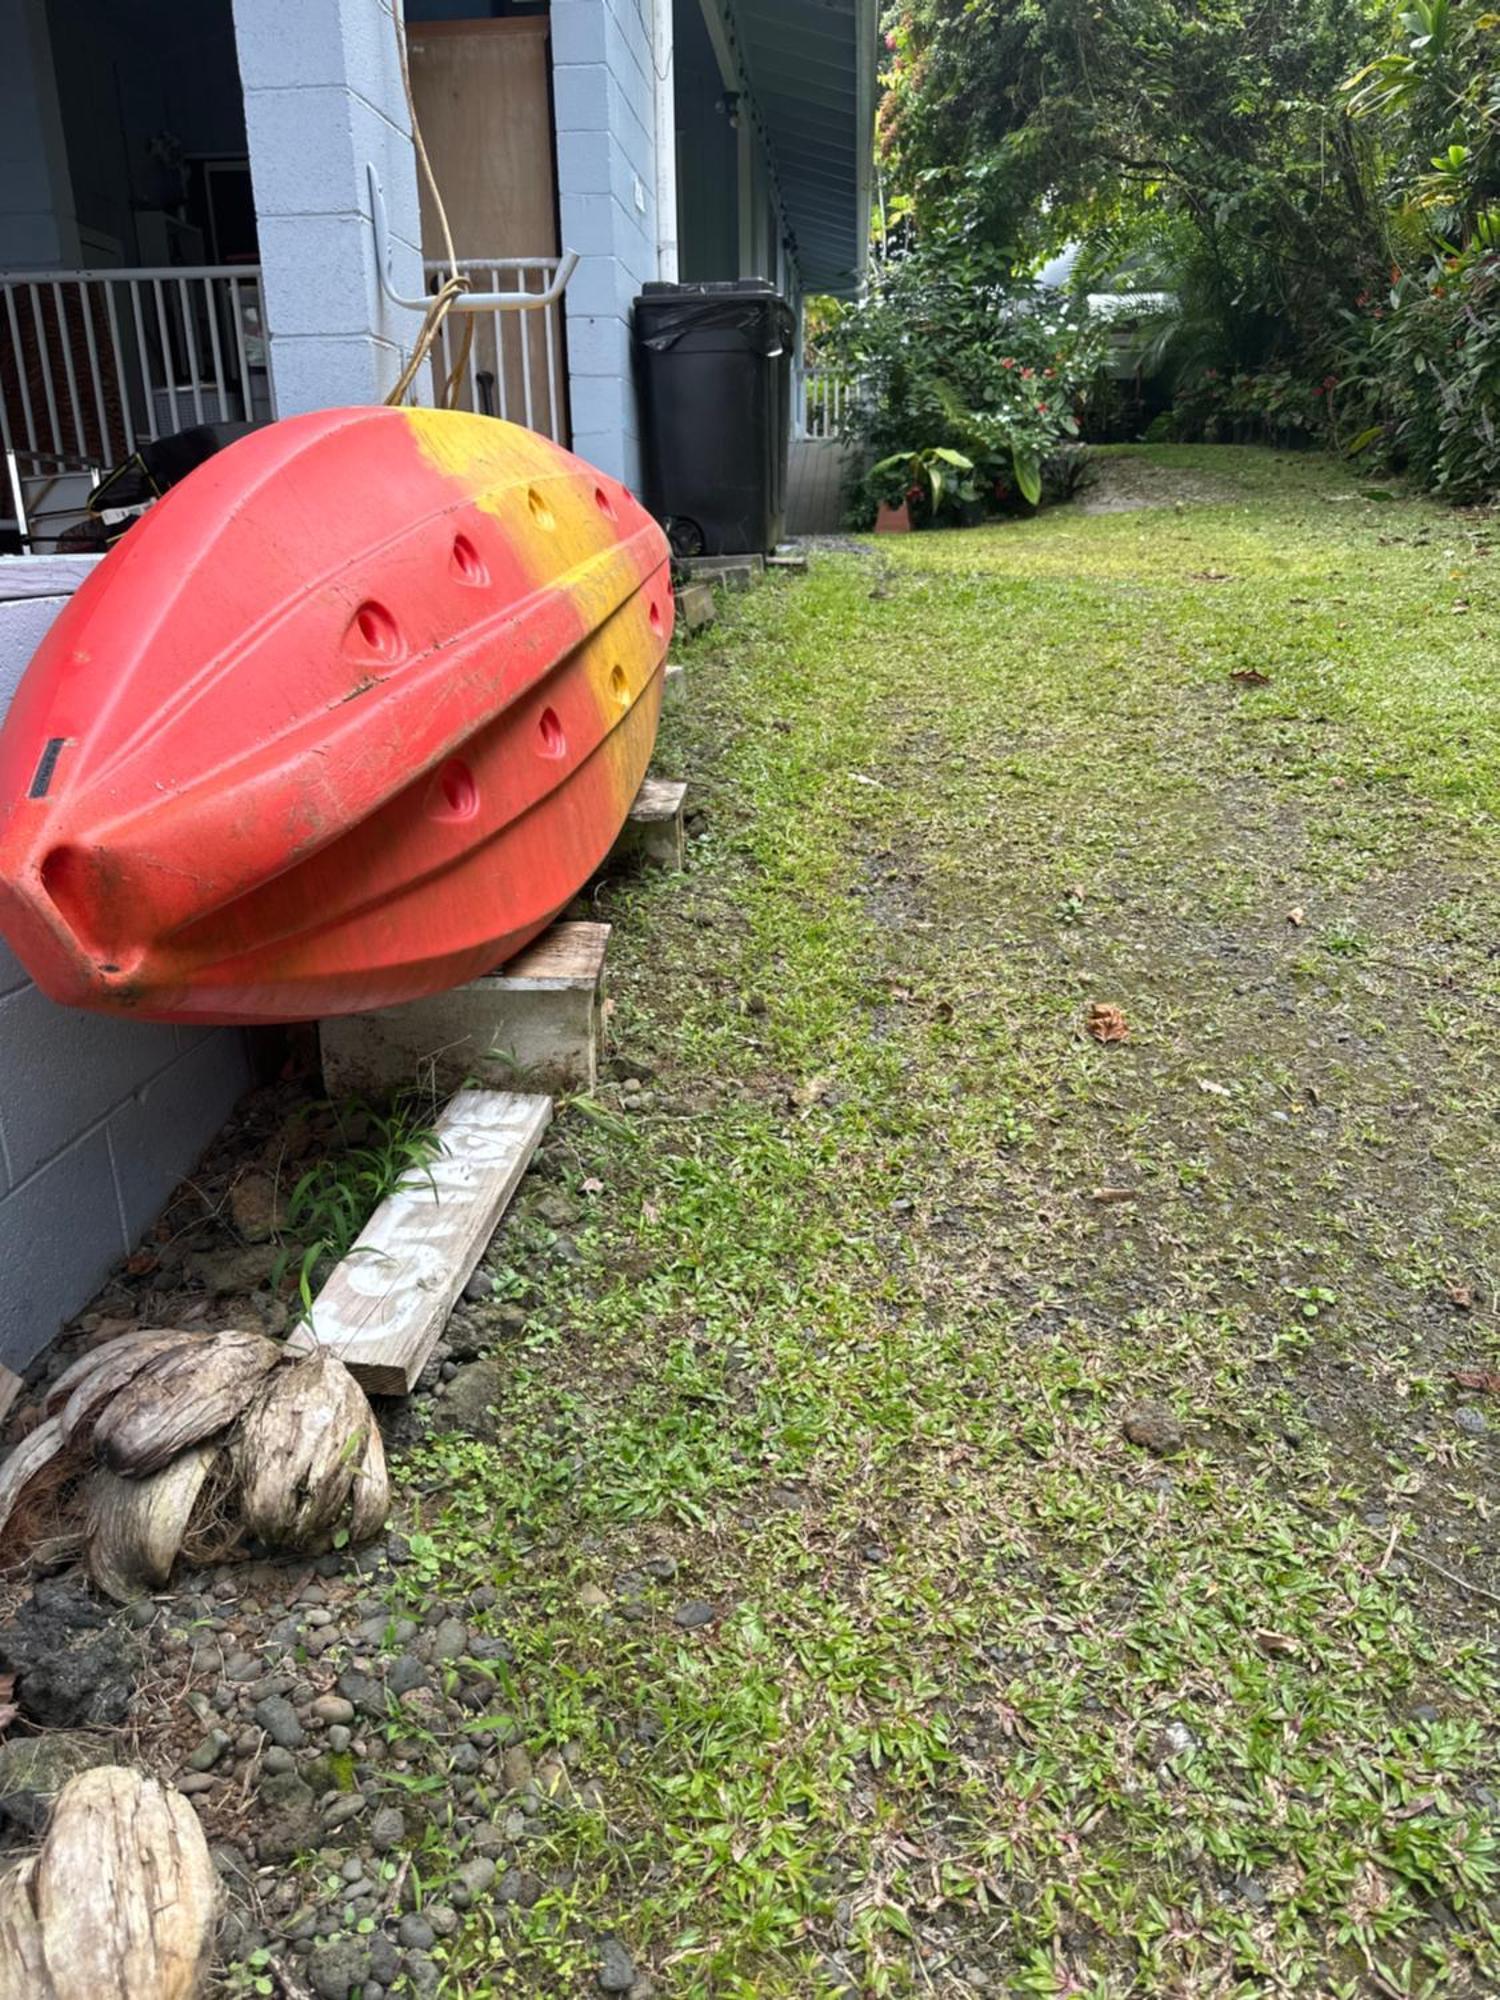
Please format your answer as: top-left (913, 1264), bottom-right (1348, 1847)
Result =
top-left (406, 19), bottom-right (566, 438)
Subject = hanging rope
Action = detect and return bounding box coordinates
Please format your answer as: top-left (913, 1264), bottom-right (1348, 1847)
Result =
top-left (383, 1), bottom-right (471, 409)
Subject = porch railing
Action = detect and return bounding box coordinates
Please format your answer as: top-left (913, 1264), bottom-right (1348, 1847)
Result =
top-left (798, 369), bottom-right (856, 439)
top-left (421, 258), bottom-right (568, 445)
top-left (0, 266), bottom-right (271, 476)
top-left (0, 254), bottom-right (568, 538)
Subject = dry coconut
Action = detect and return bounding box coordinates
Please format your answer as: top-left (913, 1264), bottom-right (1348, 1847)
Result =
top-left (0, 1328), bottom-right (389, 1599)
top-left (0, 1765), bottom-right (217, 2000)
top-left (233, 1351), bottom-right (372, 1550)
top-left (91, 1327), bottom-right (280, 1475)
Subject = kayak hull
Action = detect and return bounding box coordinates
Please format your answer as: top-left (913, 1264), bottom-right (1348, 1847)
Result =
top-left (0, 408), bottom-right (674, 1025)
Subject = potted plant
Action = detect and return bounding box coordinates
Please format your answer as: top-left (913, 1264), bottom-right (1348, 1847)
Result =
top-left (867, 446), bottom-right (975, 531)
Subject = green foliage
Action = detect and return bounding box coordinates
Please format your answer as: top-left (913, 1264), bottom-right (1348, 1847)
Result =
top-left (823, 232), bottom-right (1102, 527)
top-left (877, 0), bottom-right (1500, 500)
top-left (866, 444), bottom-right (977, 517)
top-left (1333, 2), bottom-right (1500, 494)
top-left (278, 1093), bottom-right (442, 1315)
top-left (1171, 366), bottom-right (1329, 447)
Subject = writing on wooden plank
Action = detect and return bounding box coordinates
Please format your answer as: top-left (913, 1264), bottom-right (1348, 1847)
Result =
top-left (291, 1089), bottom-right (551, 1395)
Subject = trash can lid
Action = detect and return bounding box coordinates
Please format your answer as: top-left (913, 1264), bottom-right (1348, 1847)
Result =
top-left (639, 278), bottom-right (782, 299)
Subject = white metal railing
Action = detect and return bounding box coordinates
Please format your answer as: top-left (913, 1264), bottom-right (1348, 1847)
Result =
top-left (0, 266), bottom-right (271, 482)
top-left (798, 369), bottom-right (855, 439)
top-left (422, 258), bottom-right (567, 444)
top-left (0, 256), bottom-right (567, 535)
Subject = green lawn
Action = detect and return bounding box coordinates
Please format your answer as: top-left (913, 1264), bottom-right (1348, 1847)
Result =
top-left (391, 448), bottom-right (1500, 1997)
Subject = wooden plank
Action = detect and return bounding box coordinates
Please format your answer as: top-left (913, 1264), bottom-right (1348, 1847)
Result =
top-left (663, 661), bottom-right (684, 712)
top-left (767, 551), bottom-right (808, 573)
top-left (500, 920), bottom-right (609, 989)
top-left (0, 555), bottom-right (103, 602)
top-left (290, 1088), bottom-right (551, 1395)
top-left (319, 920), bottom-right (610, 1097)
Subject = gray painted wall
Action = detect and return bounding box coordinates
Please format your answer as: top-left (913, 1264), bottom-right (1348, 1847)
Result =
top-left (0, 563), bottom-right (251, 1380)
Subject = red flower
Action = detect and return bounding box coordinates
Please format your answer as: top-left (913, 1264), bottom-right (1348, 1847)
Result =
top-left (1044, 367), bottom-right (1056, 378)
top-left (1021, 367), bottom-right (1034, 379)
top-left (1312, 384), bottom-right (1324, 397)
top-left (1001, 358), bottom-right (1015, 370)
top-left (905, 484), bottom-right (923, 503)
top-left (885, 30), bottom-right (897, 49)
top-left (1037, 402), bottom-right (1049, 414)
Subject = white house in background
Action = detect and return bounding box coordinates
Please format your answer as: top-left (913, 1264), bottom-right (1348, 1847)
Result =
top-left (0, 0), bottom-right (877, 1399)
top-left (1, 0), bottom-right (878, 535)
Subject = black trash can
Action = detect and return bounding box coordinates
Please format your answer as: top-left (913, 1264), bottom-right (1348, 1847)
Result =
top-left (634, 279), bottom-right (795, 557)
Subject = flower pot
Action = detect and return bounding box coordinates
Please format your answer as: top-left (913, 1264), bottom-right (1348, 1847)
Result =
top-left (874, 499), bottom-right (911, 534)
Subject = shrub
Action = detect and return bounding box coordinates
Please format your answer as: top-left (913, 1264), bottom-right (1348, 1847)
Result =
top-left (1332, 250), bottom-right (1500, 503)
top-left (821, 231), bottom-right (1104, 527)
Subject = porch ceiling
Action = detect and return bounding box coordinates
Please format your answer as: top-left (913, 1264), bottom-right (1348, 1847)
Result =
top-left (736, 0), bottom-right (877, 297)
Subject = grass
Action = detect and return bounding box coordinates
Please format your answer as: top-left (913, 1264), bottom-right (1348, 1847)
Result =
top-left (381, 447), bottom-right (1500, 1997)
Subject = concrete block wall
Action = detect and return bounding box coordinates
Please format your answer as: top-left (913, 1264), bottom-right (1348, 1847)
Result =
top-left (552, 0), bottom-right (662, 490)
top-left (0, 566), bottom-right (251, 1391)
top-left (232, 0), bottom-right (427, 414)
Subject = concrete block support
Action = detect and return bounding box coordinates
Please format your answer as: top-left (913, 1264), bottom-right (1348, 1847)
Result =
top-left (0, 566), bottom-right (251, 1388)
top-left (551, 0), bottom-right (667, 490)
top-left (232, 0), bottom-right (427, 413)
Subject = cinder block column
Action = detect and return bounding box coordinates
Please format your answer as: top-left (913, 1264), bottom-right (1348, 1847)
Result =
top-left (551, 0), bottom-right (663, 489)
top-left (232, 0), bottom-right (427, 413)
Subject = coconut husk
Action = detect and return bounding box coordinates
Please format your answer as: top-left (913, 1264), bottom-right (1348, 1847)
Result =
top-left (0, 1765), bottom-right (218, 1999)
top-left (91, 1329), bottom-right (279, 1476)
top-left (348, 1415), bottom-right (390, 1544)
top-left (0, 1416), bottom-right (90, 1567)
top-left (0, 1414), bottom-right (67, 1544)
top-left (232, 1352), bottom-right (371, 1551)
top-left (46, 1329), bottom-right (212, 1438)
top-left (0, 1858), bottom-right (52, 2000)
top-left (84, 1445), bottom-right (220, 1604)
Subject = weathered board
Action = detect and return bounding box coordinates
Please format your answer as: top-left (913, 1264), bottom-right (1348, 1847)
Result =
top-left (319, 920), bottom-right (610, 1097)
top-left (290, 1088), bottom-right (551, 1394)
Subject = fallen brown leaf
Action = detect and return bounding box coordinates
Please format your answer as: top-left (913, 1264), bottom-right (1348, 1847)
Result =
top-left (1389, 1793), bottom-right (1439, 1822)
top-left (1090, 1187), bottom-right (1136, 1204)
top-left (1452, 1366), bottom-right (1500, 1395)
top-left (1254, 1629), bottom-right (1298, 1657)
top-left (1086, 1002), bottom-right (1129, 1044)
top-left (1230, 667), bottom-right (1272, 687)
top-left (1287, 905), bottom-right (1306, 927)
top-left (1445, 1281), bottom-right (1474, 1311)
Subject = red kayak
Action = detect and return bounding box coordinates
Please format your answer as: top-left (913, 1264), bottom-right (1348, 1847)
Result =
top-left (0, 408), bottom-right (673, 1024)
